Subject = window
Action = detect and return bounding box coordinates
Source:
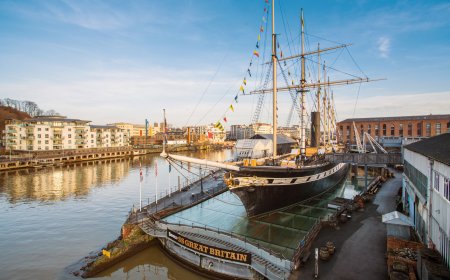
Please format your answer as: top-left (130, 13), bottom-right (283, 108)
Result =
top-left (434, 172), bottom-right (440, 191)
top-left (445, 178), bottom-right (450, 201)
top-left (38, 128), bottom-right (41, 131)
top-left (360, 124), bottom-right (364, 136)
top-left (417, 123), bottom-right (422, 137)
top-left (68, 134), bottom-right (71, 138)
top-left (45, 128), bottom-right (49, 131)
top-left (68, 140), bottom-right (71, 144)
top-left (346, 125), bottom-right (350, 136)
top-left (407, 123), bottom-right (412, 136)
top-left (391, 124), bottom-right (395, 136)
top-left (436, 123), bottom-right (441, 135)
top-left (45, 140), bottom-right (49, 144)
top-left (426, 123), bottom-right (431, 137)
top-left (38, 134), bottom-right (41, 138)
top-left (45, 134), bottom-right (49, 138)
top-left (38, 140), bottom-right (41, 144)
top-left (399, 124), bottom-right (403, 137)
top-left (368, 124), bottom-right (371, 134)
top-left (375, 125), bottom-right (379, 136)
top-left (382, 124), bottom-right (387, 136)
top-left (68, 128), bottom-right (71, 131)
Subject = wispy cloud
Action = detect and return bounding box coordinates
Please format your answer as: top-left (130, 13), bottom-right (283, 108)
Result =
top-left (377, 36), bottom-right (390, 58)
top-left (336, 91), bottom-right (450, 120)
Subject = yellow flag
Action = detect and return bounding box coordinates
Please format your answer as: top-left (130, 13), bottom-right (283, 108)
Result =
top-left (102, 249), bottom-right (111, 258)
top-left (229, 105), bottom-right (234, 112)
top-left (243, 78), bottom-right (247, 85)
top-left (239, 85), bottom-right (244, 92)
top-left (258, 34), bottom-right (261, 41)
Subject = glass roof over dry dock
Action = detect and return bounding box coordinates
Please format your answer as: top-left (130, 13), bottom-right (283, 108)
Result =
top-left (163, 175), bottom-right (368, 259)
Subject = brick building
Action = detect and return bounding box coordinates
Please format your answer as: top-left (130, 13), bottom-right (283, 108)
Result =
top-left (337, 114), bottom-right (450, 144)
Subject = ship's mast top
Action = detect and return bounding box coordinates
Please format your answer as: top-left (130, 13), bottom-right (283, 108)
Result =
top-left (300, 8), bottom-right (307, 156)
top-left (272, 0), bottom-right (278, 157)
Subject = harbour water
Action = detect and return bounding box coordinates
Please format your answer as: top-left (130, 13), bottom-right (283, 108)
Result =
top-left (0, 150), bottom-right (230, 280)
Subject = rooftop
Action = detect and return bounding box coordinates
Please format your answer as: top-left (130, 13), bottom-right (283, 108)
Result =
top-left (404, 133), bottom-right (450, 166)
top-left (26, 116), bottom-right (91, 124)
top-left (251, 134), bottom-right (297, 144)
top-left (339, 114), bottom-right (450, 123)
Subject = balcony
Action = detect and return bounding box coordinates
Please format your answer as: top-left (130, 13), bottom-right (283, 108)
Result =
top-left (7, 129), bottom-right (17, 133)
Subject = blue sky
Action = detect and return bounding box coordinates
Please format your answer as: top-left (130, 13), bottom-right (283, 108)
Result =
top-left (0, 0), bottom-right (449, 127)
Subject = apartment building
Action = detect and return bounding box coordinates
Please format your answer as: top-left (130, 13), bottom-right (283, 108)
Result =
top-left (5, 116), bottom-right (128, 151)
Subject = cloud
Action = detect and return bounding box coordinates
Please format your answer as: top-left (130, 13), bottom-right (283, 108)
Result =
top-left (377, 36), bottom-right (390, 58)
top-left (336, 91), bottom-right (450, 120)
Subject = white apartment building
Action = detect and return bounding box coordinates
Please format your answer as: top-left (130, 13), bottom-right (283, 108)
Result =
top-left (5, 116), bottom-right (128, 151)
top-left (402, 133), bottom-right (450, 268)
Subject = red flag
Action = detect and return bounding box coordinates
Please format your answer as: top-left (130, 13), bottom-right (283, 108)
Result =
top-left (208, 132), bottom-right (213, 139)
top-left (280, 50), bottom-right (283, 58)
top-left (253, 50), bottom-right (260, 57)
top-left (139, 162), bottom-right (143, 182)
top-left (223, 117), bottom-right (227, 123)
top-left (260, 26), bottom-right (264, 32)
top-left (155, 161), bottom-right (158, 177)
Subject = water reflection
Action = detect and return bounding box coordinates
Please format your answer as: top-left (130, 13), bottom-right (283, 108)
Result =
top-left (0, 158), bottom-right (131, 203)
top-left (93, 246), bottom-right (207, 280)
top-left (0, 149), bottom-right (233, 280)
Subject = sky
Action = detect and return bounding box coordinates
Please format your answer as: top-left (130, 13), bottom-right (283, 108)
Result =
top-left (0, 0), bottom-right (449, 127)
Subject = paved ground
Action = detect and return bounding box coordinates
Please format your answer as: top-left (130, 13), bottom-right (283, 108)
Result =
top-left (293, 169), bottom-right (402, 280)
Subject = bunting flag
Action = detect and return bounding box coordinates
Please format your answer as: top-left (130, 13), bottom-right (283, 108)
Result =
top-left (280, 50), bottom-right (283, 58)
top-left (264, 7), bottom-right (266, 12)
top-left (265, 0), bottom-right (268, 3)
top-left (260, 26), bottom-right (264, 32)
top-left (223, 117), bottom-right (227, 123)
top-left (214, 121), bottom-right (224, 131)
top-left (292, 79), bottom-right (295, 85)
top-left (243, 78), bottom-right (247, 85)
top-left (284, 61), bottom-right (287, 66)
top-left (256, 41), bottom-right (259, 49)
top-left (253, 50), bottom-right (259, 57)
top-left (258, 34), bottom-right (261, 41)
top-left (234, 94), bottom-right (238, 103)
top-left (229, 104), bottom-right (234, 112)
top-left (288, 70), bottom-right (291, 76)
top-left (247, 69), bottom-right (252, 77)
top-left (169, 164), bottom-right (171, 173)
top-left (239, 85), bottom-right (245, 93)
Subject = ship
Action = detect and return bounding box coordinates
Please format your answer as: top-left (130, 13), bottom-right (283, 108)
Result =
top-left (161, 1), bottom-right (378, 217)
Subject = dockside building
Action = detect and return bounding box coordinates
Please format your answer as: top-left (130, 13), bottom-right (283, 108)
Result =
top-left (338, 114), bottom-right (450, 144)
top-left (402, 133), bottom-right (450, 268)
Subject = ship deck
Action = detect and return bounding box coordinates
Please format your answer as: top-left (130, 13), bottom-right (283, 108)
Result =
top-left (162, 174), bottom-right (368, 260)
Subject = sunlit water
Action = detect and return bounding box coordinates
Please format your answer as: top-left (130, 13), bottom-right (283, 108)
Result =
top-left (0, 149), bottom-right (231, 280)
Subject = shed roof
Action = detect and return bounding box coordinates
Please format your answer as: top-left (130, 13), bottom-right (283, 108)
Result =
top-left (404, 133), bottom-right (450, 166)
top-left (382, 211), bottom-right (414, 226)
top-left (251, 134), bottom-right (296, 144)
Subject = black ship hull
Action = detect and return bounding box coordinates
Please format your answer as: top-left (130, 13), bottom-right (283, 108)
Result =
top-left (228, 162), bottom-right (350, 217)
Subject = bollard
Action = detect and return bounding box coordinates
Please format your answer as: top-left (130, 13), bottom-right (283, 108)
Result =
top-left (314, 247), bottom-right (319, 278)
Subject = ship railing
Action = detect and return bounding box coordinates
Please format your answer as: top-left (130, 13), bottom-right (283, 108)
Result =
top-left (292, 218), bottom-right (323, 267)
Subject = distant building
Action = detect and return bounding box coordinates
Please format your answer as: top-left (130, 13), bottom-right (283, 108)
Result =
top-left (402, 133), bottom-right (450, 267)
top-left (5, 116), bottom-right (128, 151)
top-left (229, 123), bottom-right (273, 140)
top-left (337, 114), bottom-right (450, 144)
top-left (278, 125), bottom-right (300, 140)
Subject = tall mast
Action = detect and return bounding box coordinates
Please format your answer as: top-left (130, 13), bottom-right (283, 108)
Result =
top-left (272, 0), bottom-right (277, 157)
top-left (317, 43), bottom-right (321, 147)
top-left (300, 9), bottom-right (306, 156)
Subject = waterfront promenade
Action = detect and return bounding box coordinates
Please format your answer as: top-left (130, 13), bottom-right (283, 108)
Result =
top-left (295, 169), bottom-right (402, 279)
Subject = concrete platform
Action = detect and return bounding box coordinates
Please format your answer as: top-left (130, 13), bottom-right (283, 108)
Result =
top-left (294, 169), bottom-right (402, 280)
